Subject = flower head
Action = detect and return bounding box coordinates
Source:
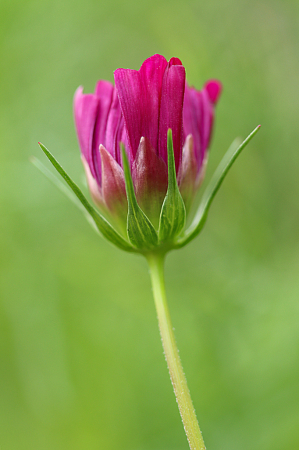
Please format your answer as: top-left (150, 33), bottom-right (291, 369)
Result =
top-left (38, 55), bottom-right (260, 253)
top-left (74, 54), bottom-right (221, 235)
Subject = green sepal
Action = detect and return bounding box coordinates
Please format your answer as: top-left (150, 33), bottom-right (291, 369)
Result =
top-left (175, 125), bottom-right (261, 249)
top-left (121, 144), bottom-right (158, 250)
top-left (38, 143), bottom-right (136, 253)
top-left (158, 129), bottom-right (186, 243)
top-left (32, 156), bottom-right (100, 233)
top-left (32, 156), bottom-right (87, 212)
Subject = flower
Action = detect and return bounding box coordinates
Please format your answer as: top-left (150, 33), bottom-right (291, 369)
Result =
top-left (39, 54), bottom-right (259, 252)
top-left (74, 54), bottom-right (221, 234)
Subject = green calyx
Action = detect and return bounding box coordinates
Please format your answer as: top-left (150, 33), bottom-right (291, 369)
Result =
top-left (121, 143), bottom-right (158, 250)
top-left (36, 125), bottom-right (260, 255)
top-left (158, 130), bottom-right (186, 243)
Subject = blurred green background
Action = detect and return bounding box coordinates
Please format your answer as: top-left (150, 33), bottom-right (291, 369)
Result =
top-left (1, 0), bottom-right (299, 449)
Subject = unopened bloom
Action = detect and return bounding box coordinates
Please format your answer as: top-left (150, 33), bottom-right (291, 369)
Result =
top-left (74, 54), bottom-right (221, 236)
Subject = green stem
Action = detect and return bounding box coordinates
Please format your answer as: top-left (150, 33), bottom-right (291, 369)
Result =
top-left (147, 252), bottom-right (206, 450)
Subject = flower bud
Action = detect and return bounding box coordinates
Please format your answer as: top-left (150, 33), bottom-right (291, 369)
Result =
top-left (39, 55), bottom-right (260, 253)
top-left (74, 54), bottom-right (221, 245)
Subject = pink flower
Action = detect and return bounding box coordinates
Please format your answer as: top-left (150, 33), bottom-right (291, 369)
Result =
top-left (74, 54), bottom-right (221, 231)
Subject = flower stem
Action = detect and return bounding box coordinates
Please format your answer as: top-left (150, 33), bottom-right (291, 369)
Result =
top-left (147, 252), bottom-right (206, 450)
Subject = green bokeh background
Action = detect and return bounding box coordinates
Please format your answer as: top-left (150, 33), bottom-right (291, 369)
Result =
top-left (1, 0), bottom-right (299, 449)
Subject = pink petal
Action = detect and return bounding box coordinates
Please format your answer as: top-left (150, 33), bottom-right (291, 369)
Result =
top-left (195, 151), bottom-right (208, 189)
top-left (158, 62), bottom-right (186, 171)
top-left (132, 136), bottom-right (168, 224)
top-left (74, 87), bottom-right (99, 182)
top-left (114, 54), bottom-right (168, 158)
top-left (74, 82), bottom-right (117, 185)
top-left (169, 57), bottom-right (183, 66)
top-left (205, 80), bottom-right (222, 105)
top-left (100, 145), bottom-right (127, 218)
top-left (177, 135), bottom-right (197, 212)
top-left (114, 55), bottom-right (186, 174)
top-left (91, 81), bottom-right (114, 182)
top-left (104, 88), bottom-right (129, 166)
top-left (81, 155), bottom-right (104, 208)
top-left (183, 83), bottom-right (215, 172)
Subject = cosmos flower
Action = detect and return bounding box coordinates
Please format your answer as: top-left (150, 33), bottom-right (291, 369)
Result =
top-left (74, 54), bottom-right (221, 233)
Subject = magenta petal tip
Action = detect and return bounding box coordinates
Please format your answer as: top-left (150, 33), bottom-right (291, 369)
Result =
top-left (205, 80), bottom-right (222, 104)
